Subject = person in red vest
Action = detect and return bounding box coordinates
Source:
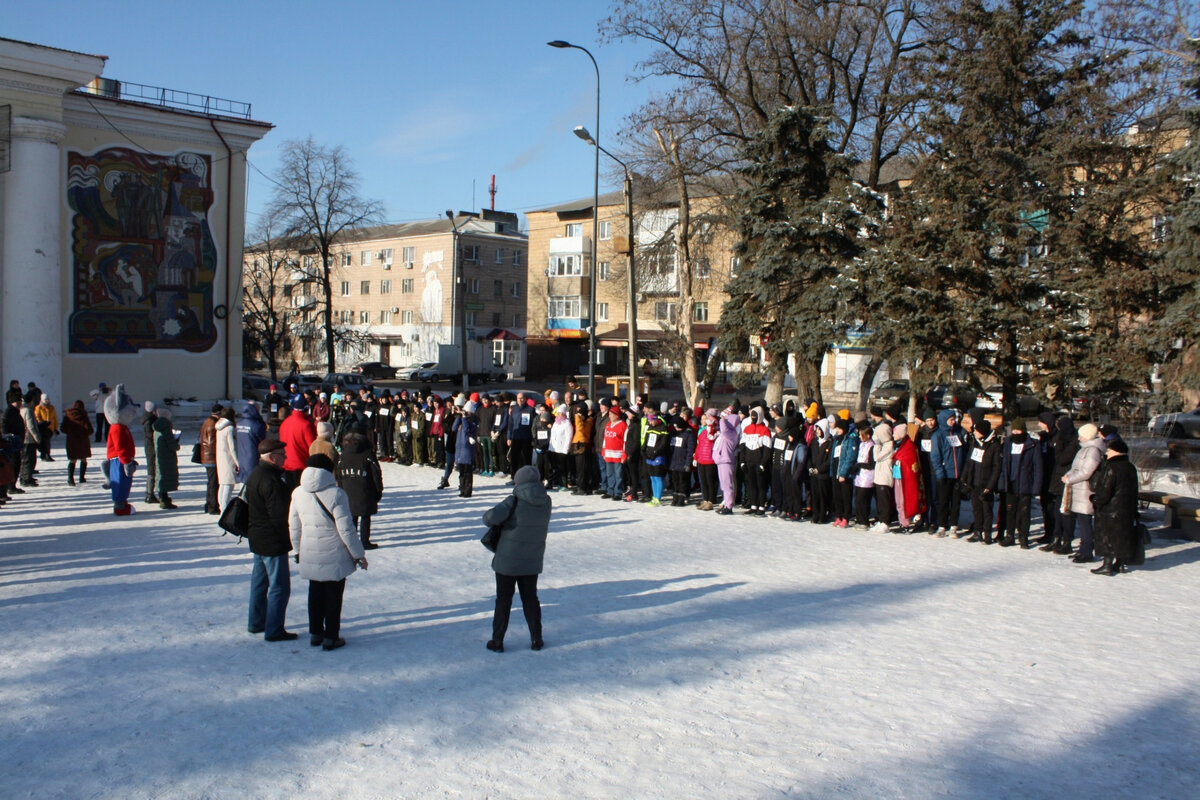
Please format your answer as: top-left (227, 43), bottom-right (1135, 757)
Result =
top-left (600, 405), bottom-right (627, 500)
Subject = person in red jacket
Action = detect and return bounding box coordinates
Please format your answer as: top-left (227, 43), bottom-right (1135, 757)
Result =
top-left (694, 409), bottom-right (719, 511)
top-left (105, 384), bottom-right (139, 516)
top-left (892, 423), bottom-right (926, 532)
top-left (279, 397), bottom-right (317, 490)
top-left (600, 406), bottom-right (627, 499)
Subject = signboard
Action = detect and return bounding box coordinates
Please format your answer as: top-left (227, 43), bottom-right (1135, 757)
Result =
top-left (0, 105), bottom-right (10, 174)
top-left (464, 302), bottom-right (484, 311)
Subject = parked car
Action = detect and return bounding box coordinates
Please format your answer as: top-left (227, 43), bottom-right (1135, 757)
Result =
top-left (400, 362), bottom-right (439, 382)
top-left (1054, 384), bottom-right (1092, 419)
top-left (285, 374), bottom-right (325, 394)
top-left (242, 374), bottom-right (273, 403)
top-left (1148, 407), bottom-right (1200, 439)
top-left (352, 361), bottom-right (398, 380)
top-left (320, 372), bottom-right (375, 395)
top-left (868, 379), bottom-right (910, 413)
top-left (975, 383), bottom-right (1043, 417)
top-left (924, 383), bottom-right (979, 411)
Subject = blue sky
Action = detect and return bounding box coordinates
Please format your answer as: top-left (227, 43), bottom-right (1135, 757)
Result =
top-left (8, 0), bottom-right (664, 229)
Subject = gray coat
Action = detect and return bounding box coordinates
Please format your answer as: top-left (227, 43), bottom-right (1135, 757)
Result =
top-left (289, 467), bottom-right (365, 582)
top-left (1062, 437), bottom-right (1105, 515)
top-left (485, 481), bottom-right (552, 576)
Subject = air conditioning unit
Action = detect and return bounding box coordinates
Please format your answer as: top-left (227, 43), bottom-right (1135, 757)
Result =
top-left (391, 307), bottom-right (399, 314)
top-left (383, 263), bottom-right (391, 270)
top-left (412, 334), bottom-right (419, 342)
top-left (404, 262), bottom-right (414, 270)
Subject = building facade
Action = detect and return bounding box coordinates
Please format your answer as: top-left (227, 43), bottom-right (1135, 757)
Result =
top-left (0, 38), bottom-right (271, 406)
top-left (246, 209), bottom-right (528, 375)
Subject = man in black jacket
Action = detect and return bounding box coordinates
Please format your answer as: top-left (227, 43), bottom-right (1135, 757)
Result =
top-left (244, 438), bottom-right (297, 642)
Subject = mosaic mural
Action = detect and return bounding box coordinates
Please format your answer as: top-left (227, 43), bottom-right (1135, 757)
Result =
top-left (67, 147), bottom-right (217, 353)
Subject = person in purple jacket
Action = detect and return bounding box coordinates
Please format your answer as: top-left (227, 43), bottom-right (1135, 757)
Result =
top-left (714, 402), bottom-right (741, 515)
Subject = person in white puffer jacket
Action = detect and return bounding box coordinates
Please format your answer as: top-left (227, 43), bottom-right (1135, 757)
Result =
top-left (215, 409), bottom-right (239, 512)
top-left (1060, 423), bottom-right (1106, 565)
top-left (289, 453), bottom-right (367, 651)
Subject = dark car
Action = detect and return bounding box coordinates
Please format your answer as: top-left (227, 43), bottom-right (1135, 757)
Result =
top-left (321, 372), bottom-right (375, 395)
top-left (868, 379), bottom-right (910, 413)
top-left (924, 383), bottom-right (979, 411)
top-left (353, 361), bottom-right (398, 379)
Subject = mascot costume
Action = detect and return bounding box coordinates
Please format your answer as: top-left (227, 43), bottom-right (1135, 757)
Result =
top-left (105, 384), bottom-right (139, 515)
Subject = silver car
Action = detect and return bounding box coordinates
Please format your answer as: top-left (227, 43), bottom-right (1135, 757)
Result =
top-left (1148, 407), bottom-right (1200, 439)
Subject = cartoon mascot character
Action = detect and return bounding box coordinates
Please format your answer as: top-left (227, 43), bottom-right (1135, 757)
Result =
top-left (104, 384), bottom-right (139, 515)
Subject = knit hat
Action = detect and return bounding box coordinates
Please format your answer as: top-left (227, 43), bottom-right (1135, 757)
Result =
top-left (470, 392), bottom-right (480, 403)
top-left (1078, 423), bottom-right (1099, 442)
top-left (975, 419), bottom-right (992, 438)
top-left (464, 401), bottom-right (477, 414)
top-left (514, 465), bottom-right (541, 485)
top-left (921, 406), bottom-right (937, 421)
top-left (305, 453), bottom-right (335, 472)
top-left (257, 438), bottom-right (286, 455)
top-left (834, 417), bottom-right (849, 432)
top-left (290, 396), bottom-right (307, 410)
top-left (705, 408), bottom-right (718, 420)
top-left (1099, 424), bottom-right (1119, 440)
top-left (144, 401), bottom-right (156, 413)
top-left (212, 403), bottom-right (225, 414)
top-left (837, 409), bottom-right (851, 421)
top-left (1010, 418), bottom-right (1027, 433)
top-left (1107, 438), bottom-right (1129, 455)
top-left (1038, 411), bottom-right (1057, 429)
top-left (892, 423), bottom-right (908, 440)
top-left (316, 421), bottom-right (334, 439)
top-left (805, 402), bottom-right (819, 420)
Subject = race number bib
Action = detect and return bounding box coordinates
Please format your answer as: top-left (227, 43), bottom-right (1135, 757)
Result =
top-left (971, 448), bottom-right (984, 463)
top-left (364, 410), bottom-right (373, 417)
top-left (492, 416), bottom-right (501, 430)
top-left (521, 412), bottom-right (531, 426)
top-left (773, 439), bottom-right (786, 450)
top-left (833, 444), bottom-right (841, 458)
top-left (399, 425), bottom-right (409, 434)
top-left (270, 404), bottom-right (279, 413)
top-left (379, 408), bottom-right (390, 416)
top-left (671, 436), bottom-right (683, 447)
top-left (646, 432), bottom-right (659, 448)
top-left (947, 434), bottom-right (962, 448)
top-left (920, 439), bottom-right (932, 453)
top-left (425, 412), bottom-right (433, 421)
top-left (1010, 442), bottom-right (1025, 455)
top-left (784, 448), bottom-right (793, 461)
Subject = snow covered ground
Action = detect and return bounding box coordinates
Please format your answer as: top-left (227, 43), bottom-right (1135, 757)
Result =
top-left (3, 451), bottom-right (1199, 799)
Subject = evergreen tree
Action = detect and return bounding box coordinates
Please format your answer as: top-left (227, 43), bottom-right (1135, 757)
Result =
top-left (720, 106), bottom-right (879, 403)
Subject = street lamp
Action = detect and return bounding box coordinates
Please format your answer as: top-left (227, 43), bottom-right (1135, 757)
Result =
top-left (573, 125), bottom-right (638, 401)
top-left (446, 210), bottom-right (468, 394)
top-left (548, 39), bottom-right (600, 401)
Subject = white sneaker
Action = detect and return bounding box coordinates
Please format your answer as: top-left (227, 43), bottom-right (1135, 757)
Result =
top-left (948, 526), bottom-right (960, 537)
top-left (871, 522), bottom-right (891, 534)
top-left (935, 527), bottom-right (949, 537)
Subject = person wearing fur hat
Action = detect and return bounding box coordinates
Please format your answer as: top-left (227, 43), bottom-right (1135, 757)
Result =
top-left (140, 401), bottom-right (159, 504)
top-left (152, 408), bottom-right (179, 509)
top-left (453, 401), bottom-right (481, 497)
top-left (1059, 423), bottom-right (1104, 563)
top-left (104, 385), bottom-right (139, 515)
top-left (891, 423), bottom-right (925, 531)
top-left (998, 419), bottom-right (1044, 548)
top-left (962, 419), bottom-right (1002, 543)
top-left (60, 400), bottom-right (94, 486)
top-left (34, 394), bottom-right (58, 462)
top-left (483, 464), bottom-right (551, 652)
top-left (1090, 438), bottom-right (1139, 576)
top-left (199, 404), bottom-right (221, 513)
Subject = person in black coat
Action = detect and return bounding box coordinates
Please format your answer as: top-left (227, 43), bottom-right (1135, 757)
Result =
top-left (963, 420), bottom-right (1002, 543)
top-left (1041, 416), bottom-right (1079, 553)
top-left (1090, 438), bottom-right (1139, 576)
top-left (668, 415), bottom-right (697, 506)
top-left (336, 431), bottom-right (383, 549)
top-left (998, 418), bottom-right (1044, 548)
top-left (141, 402), bottom-right (159, 504)
top-left (244, 438), bottom-right (296, 641)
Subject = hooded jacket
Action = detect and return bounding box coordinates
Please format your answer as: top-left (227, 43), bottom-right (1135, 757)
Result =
top-left (930, 409), bottom-right (965, 480)
top-left (485, 479), bottom-right (552, 576)
top-left (61, 402), bottom-right (93, 460)
top-left (279, 409), bottom-right (317, 472)
top-left (289, 466), bottom-right (365, 582)
top-left (215, 417), bottom-right (239, 485)
top-left (893, 434), bottom-right (926, 518)
top-left (1062, 436), bottom-right (1105, 515)
top-left (337, 433), bottom-right (383, 516)
top-left (453, 414), bottom-right (480, 465)
top-left (236, 405), bottom-right (267, 479)
top-left (963, 429), bottom-right (1002, 491)
top-left (714, 413), bottom-right (739, 466)
top-left (152, 415), bottom-right (180, 493)
top-left (872, 423), bottom-right (895, 488)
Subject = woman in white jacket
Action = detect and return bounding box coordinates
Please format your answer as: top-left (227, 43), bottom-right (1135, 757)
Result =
top-left (289, 453), bottom-right (368, 650)
top-left (547, 405), bottom-right (573, 490)
top-left (1060, 423), bottom-right (1106, 564)
top-left (214, 409), bottom-right (239, 511)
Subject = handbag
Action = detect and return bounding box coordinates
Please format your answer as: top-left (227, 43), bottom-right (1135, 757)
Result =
top-left (191, 441), bottom-right (203, 464)
top-left (481, 497), bottom-right (518, 553)
top-left (217, 485), bottom-right (249, 539)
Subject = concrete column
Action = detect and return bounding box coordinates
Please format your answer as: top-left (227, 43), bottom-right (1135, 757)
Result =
top-left (1, 116), bottom-right (67, 405)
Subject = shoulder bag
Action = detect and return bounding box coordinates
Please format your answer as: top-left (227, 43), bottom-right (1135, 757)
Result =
top-left (217, 485), bottom-right (249, 539)
top-left (481, 497), bottom-right (518, 553)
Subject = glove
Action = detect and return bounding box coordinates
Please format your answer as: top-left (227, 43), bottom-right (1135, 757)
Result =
top-left (124, 460), bottom-right (138, 477)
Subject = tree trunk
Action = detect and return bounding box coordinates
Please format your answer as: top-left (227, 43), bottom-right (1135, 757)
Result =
top-left (764, 350), bottom-right (788, 405)
top-left (794, 355), bottom-right (824, 408)
top-left (858, 352), bottom-right (883, 412)
top-left (321, 251), bottom-right (336, 374)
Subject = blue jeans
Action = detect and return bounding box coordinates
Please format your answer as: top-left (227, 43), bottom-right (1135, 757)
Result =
top-left (604, 461), bottom-right (623, 497)
top-left (249, 554), bottom-right (291, 637)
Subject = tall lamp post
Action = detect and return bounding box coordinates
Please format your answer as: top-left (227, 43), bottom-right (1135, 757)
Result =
top-left (446, 210), bottom-right (469, 394)
top-left (573, 126), bottom-right (638, 401)
top-left (548, 39), bottom-right (599, 401)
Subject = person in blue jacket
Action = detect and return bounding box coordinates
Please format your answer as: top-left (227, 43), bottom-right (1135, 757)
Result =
top-left (236, 402), bottom-right (267, 481)
top-left (998, 417), bottom-right (1044, 548)
top-left (453, 401), bottom-right (480, 497)
top-left (930, 408), bottom-right (966, 536)
top-left (831, 417), bottom-right (857, 526)
top-left (506, 393), bottom-right (535, 475)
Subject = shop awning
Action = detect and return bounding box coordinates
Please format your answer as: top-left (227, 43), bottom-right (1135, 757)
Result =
top-left (597, 323), bottom-right (718, 349)
top-left (485, 328), bottom-right (524, 341)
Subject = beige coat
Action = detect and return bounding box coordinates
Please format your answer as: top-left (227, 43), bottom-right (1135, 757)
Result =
top-left (872, 423), bottom-right (895, 487)
top-left (215, 418), bottom-right (239, 485)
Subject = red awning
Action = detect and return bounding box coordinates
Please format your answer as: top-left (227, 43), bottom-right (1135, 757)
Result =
top-left (485, 328), bottom-right (524, 341)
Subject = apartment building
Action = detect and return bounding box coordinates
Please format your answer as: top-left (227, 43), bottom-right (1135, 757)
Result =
top-left (524, 190), bottom-right (738, 380)
top-left (251, 209), bottom-right (528, 374)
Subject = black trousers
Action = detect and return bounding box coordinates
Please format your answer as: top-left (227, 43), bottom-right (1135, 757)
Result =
top-left (1004, 493), bottom-right (1033, 543)
top-left (670, 469), bottom-right (691, 500)
top-left (811, 475), bottom-right (832, 523)
top-left (833, 478), bottom-right (853, 520)
top-left (874, 483), bottom-right (895, 524)
top-left (971, 488), bottom-right (995, 535)
top-left (308, 579), bottom-right (346, 640)
top-left (20, 442), bottom-right (38, 483)
top-left (493, 573), bottom-right (541, 644)
top-left (745, 463), bottom-right (767, 509)
top-left (936, 478), bottom-right (962, 529)
top-left (697, 463), bottom-right (718, 504)
top-left (457, 463), bottom-right (474, 497)
top-left (94, 413), bottom-right (109, 443)
top-left (508, 440), bottom-right (532, 473)
top-left (574, 451), bottom-right (594, 492)
top-left (855, 485), bottom-right (874, 526)
top-left (493, 437), bottom-right (509, 474)
top-left (1041, 493), bottom-right (1060, 541)
top-left (353, 515), bottom-right (372, 547)
top-left (205, 466), bottom-right (221, 511)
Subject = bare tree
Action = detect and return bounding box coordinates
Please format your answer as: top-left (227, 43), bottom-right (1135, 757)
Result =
top-left (267, 137), bottom-right (384, 373)
top-left (241, 212), bottom-right (299, 383)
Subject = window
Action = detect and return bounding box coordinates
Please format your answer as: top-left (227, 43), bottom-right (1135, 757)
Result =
top-left (599, 220), bottom-right (611, 240)
top-left (597, 302), bottom-right (609, 322)
top-left (549, 296), bottom-right (582, 318)
top-left (729, 256), bottom-right (741, 276)
top-left (401, 278), bottom-right (414, 294)
top-left (512, 251), bottom-right (521, 266)
top-left (512, 313), bottom-right (522, 327)
top-left (1152, 215), bottom-right (1168, 244)
top-left (469, 278), bottom-right (480, 294)
top-left (379, 248), bottom-right (393, 261)
top-left (359, 310), bottom-right (370, 324)
top-left (339, 310), bottom-right (353, 324)
top-left (693, 302), bottom-right (709, 322)
top-left (462, 245), bottom-right (480, 263)
top-left (360, 280), bottom-right (370, 295)
top-left (401, 310), bottom-right (414, 324)
top-left (655, 301), bottom-right (678, 324)
top-left (341, 253), bottom-right (352, 267)
top-left (340, 281), bottom-right (350, 297)
top-left (511, 281), bottom-right (521, 298)
top-left (360, 250), bottom-right (373, 266)
top-left (283, 284), bottom-right (294, 298)
top-left (495, 248), bottom-right (505, 264)
top-left (465, 311), bottom-right (478, 326)
top-left (492, 312), bottom-right (501, 326)
top-left (598, 261), bottom-right (610, 281)
top-left (402, 246), bottom-right (416, 268)
top-left (493, 279), bottom-right (503, 296)
top-left (380, 280), bottom-right (392, 294)
top-left (380, 310), bottom-right (392, 324)
top-left (695, 258), bottom-right (711, 279)
top-left (302, 255), bottom-right (314, 269)
top-left (565, 223), bottom-right (583, 237)
top-left (548, 255), bottom-right (585, 276)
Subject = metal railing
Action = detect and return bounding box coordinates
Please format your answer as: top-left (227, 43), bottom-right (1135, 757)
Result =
top-left (77, 78), bottom-right (252, 120)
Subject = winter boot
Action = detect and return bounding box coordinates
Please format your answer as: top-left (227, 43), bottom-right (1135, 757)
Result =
top-left (1038, 537), bottom-right (1060, 552)
top-left (78, 463), bottom-right (87, 483)
top-left (1091, 557), bottom-right (1117, 576)
top-left (68, 462), bottom-right (76, 486)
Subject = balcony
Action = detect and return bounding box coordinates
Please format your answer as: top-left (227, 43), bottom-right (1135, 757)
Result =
top-left (548, 317), bottom-right (590, 331)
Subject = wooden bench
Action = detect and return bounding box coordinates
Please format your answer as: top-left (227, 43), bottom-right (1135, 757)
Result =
top-left (1138, 490), bottom-right (1200, 542)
